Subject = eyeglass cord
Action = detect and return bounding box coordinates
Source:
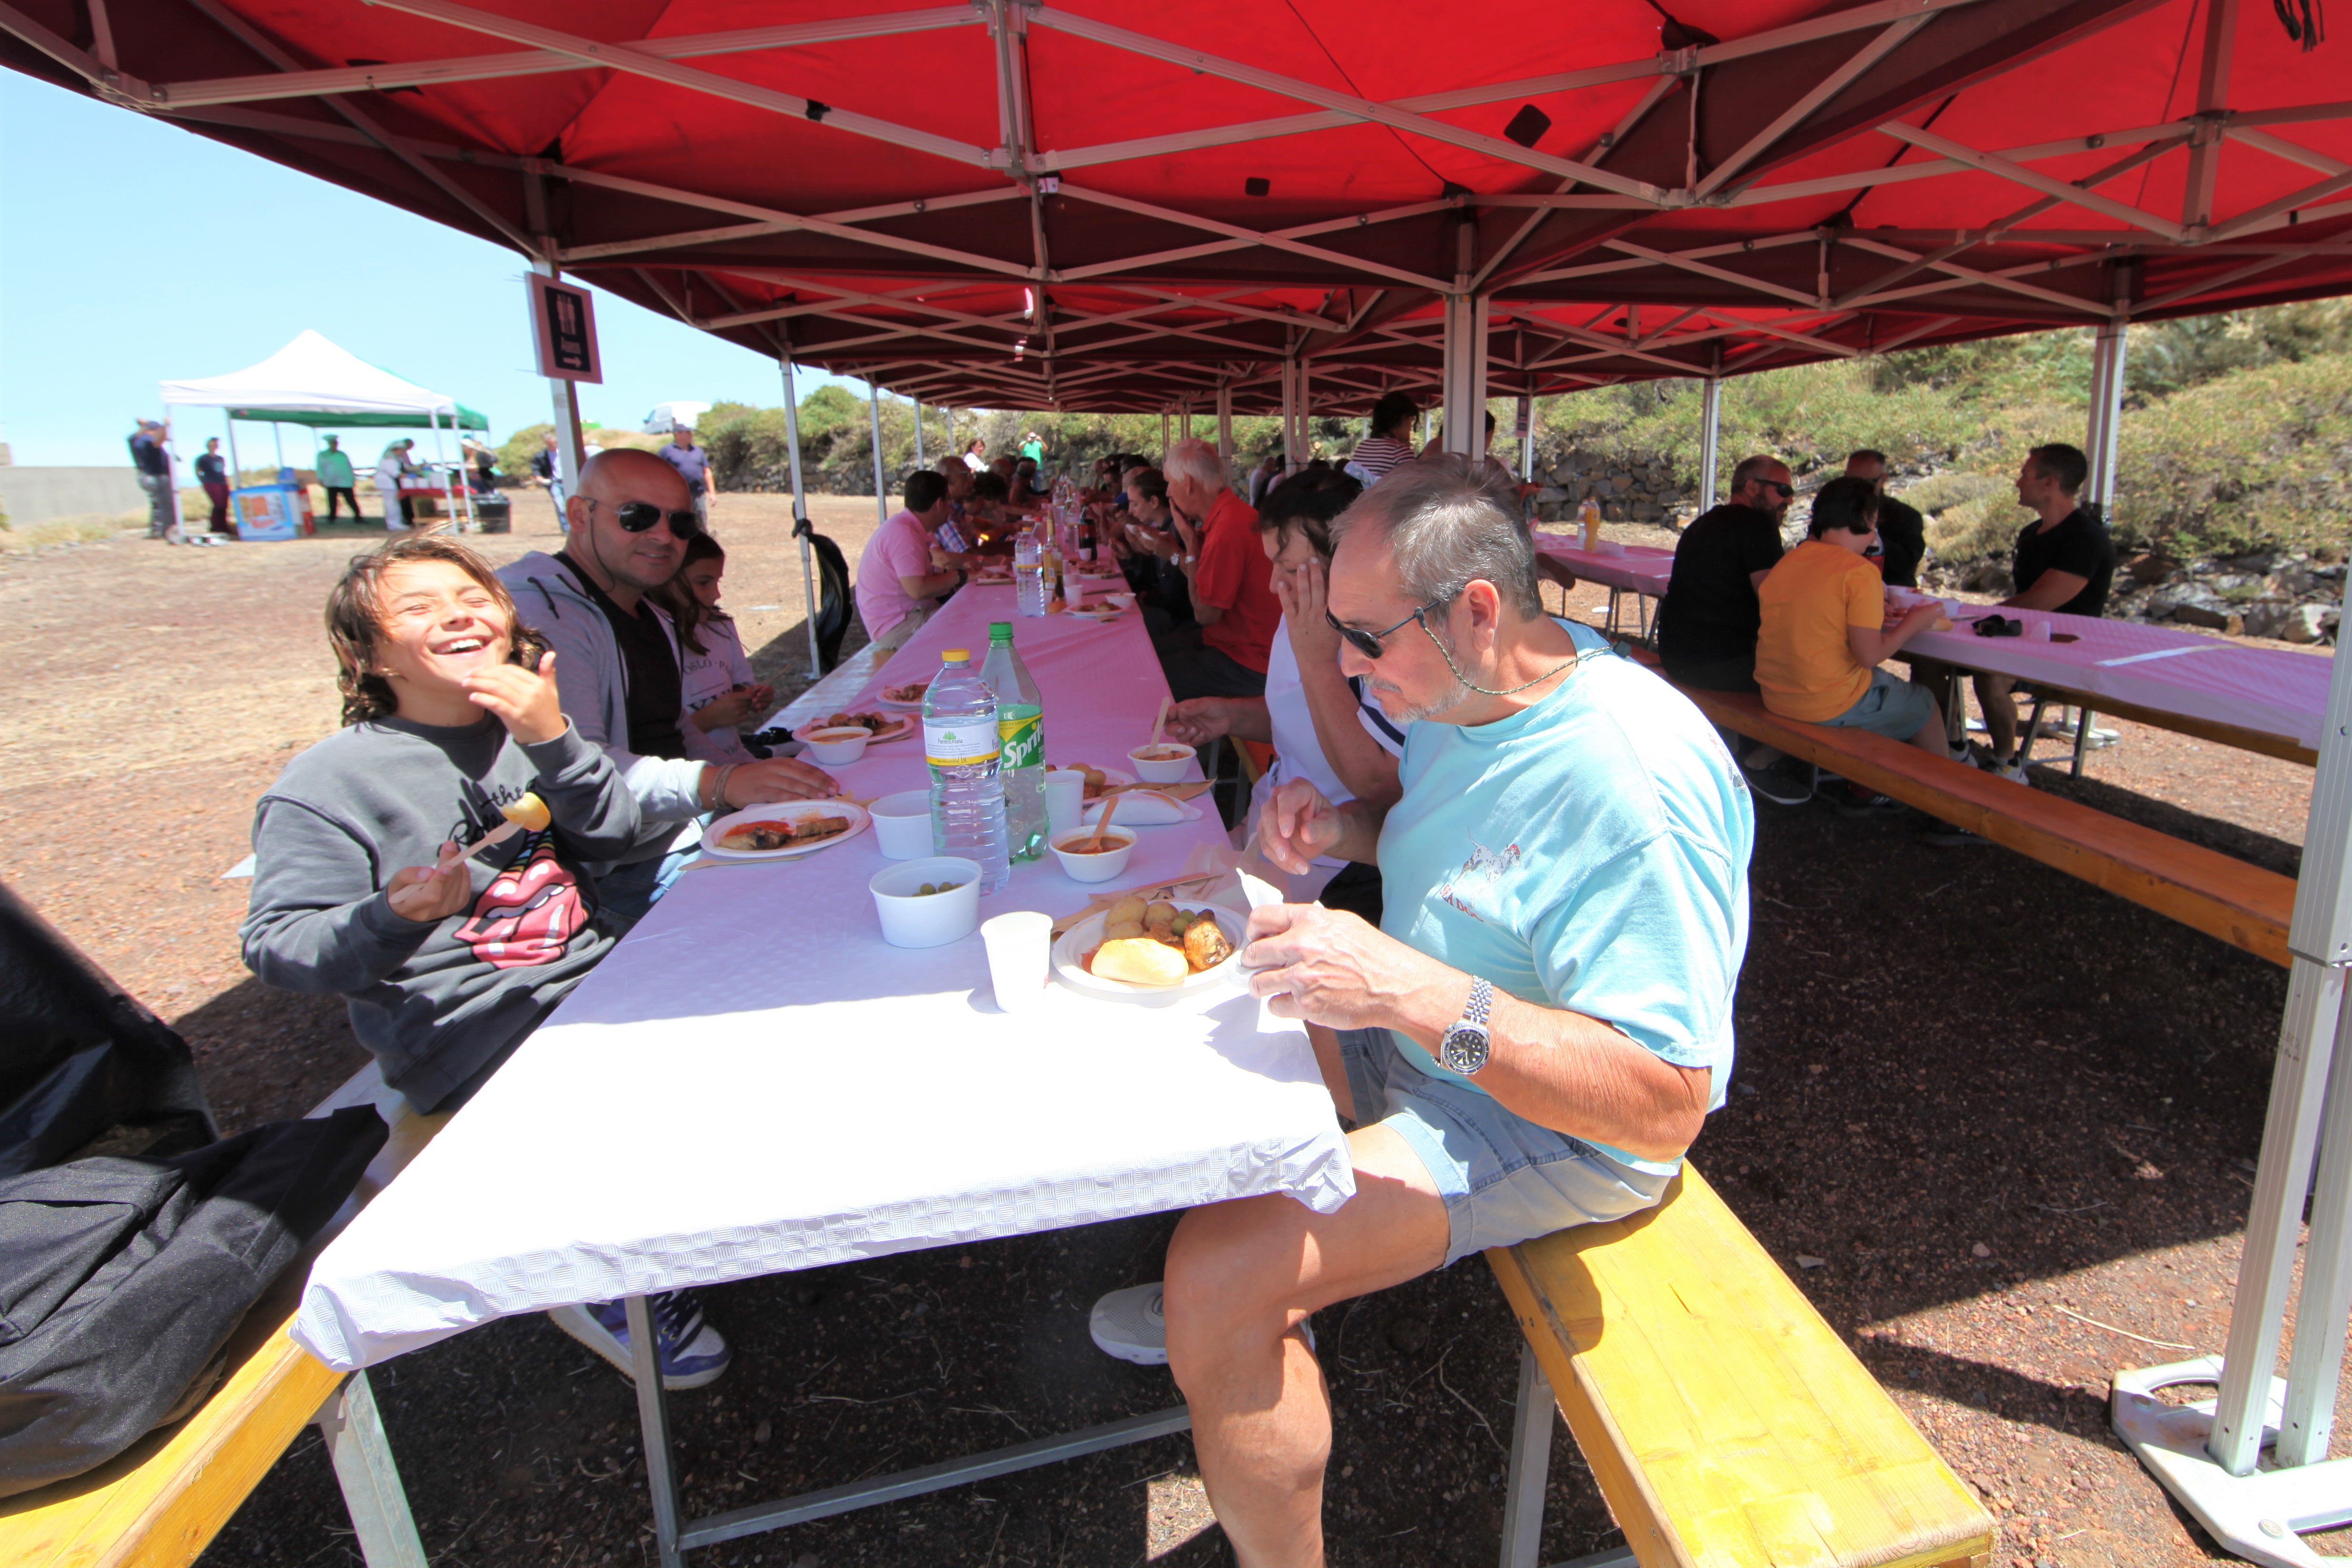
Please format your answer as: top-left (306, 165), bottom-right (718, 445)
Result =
top-left (1423, 618), bottom-right (1605, 697)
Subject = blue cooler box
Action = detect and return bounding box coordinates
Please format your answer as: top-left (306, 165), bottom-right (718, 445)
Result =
top-left (232, 484), bottom-right (316, 541)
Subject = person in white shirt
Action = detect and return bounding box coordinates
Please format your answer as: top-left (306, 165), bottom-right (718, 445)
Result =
top-left (1158, 468), bottom-right (1405, 920)
top-left (960, 437), bottom-right (988, 473)
top-left (374, 440), bottom-right (418, 531)
top-left (658, 533), bottom-right (774, 764)
top-left (658, 427), bottom-right (713, 528)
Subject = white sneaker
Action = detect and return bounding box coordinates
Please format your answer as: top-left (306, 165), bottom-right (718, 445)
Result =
top-left (1996, 755), bottom-right (2029, 784)
top-left (1947, 745), bottom-right (1980, 769)
top-left (1088, 1283), bottom-right (1313, 1366)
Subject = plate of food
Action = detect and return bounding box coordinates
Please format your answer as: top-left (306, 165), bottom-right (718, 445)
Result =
top-left (1081, 790), bottom-right (1198, 826)
top-left (1046, 763), bottom-right (1135, 802)
top-left (876, 678), bottom-right (931, 712)
top-left (1053, 897), bottom-right (1246, 1005)
top-left (700, 800), bottom-right (872, 860)
top-left (1065, 603), bottom-right (1123, 622)
top-left (795, 710), bottom-right (914, 744)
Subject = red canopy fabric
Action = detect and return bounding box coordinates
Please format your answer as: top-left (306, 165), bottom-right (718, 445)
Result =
top-left (5, 0), bottom-right (2345, 409)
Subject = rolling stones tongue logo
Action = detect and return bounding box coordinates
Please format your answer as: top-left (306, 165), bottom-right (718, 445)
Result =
top-left (453, 837), bottom-right (588, 969)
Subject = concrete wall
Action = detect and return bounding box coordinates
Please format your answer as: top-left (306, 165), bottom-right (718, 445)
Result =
top-left (0, 466), bottom-right (147, 524)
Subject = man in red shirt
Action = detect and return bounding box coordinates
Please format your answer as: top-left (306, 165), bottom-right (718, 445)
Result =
top-left (1142, 438), bottom-right (1283, 701)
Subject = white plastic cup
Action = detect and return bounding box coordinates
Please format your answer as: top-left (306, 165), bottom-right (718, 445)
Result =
top-left (981, 910), bottom-right (1054, 1012)
top-left (2026, 615), bottom-right (2053, 642)
top-left (869, 790), bottom-right (934, 859)
top-left (1043, 770), bottom-right (1085, 835)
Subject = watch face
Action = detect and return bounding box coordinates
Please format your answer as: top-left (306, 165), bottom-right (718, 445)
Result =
top-left (1441, 1024), bottom-right (1490, 1076)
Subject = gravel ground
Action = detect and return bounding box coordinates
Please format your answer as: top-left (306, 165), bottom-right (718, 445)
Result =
top-left (0, 505), bottom-right (2344, 1567)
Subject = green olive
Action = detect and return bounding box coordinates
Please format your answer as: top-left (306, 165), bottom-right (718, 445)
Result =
top-left (918, 882), bottom-right (937, 896)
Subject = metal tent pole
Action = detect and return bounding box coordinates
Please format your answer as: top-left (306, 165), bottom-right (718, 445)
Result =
top-left (2086, 315), bottom-right (2130, 515)
top-left (1161, 410), bottom-right (1170, 458)
top-left (913, 401), bottom-right (925, 469)
top-left (273, 422), bottom-right (286, 470)
top-left (782, 353), bottom-right (820, 673)
top-left (1279, 362), bottom-right (1296, 470)
top-left (2115, 577), bottom-right (2352, 1565)
top-left (868, 379), bottom-right (889, 528)
top-left (225, 416), bottom-right (241, 496)
top-left (1698, 375), bottom-right (1724, 512)
top-left (1518, 393), bottom-right (1536, 481)
top-left (1440, 295), bottom-right (1490, 454)
top-left (1297, 360), bottom-right (1312, 467)
top-left (1215, 383), bottom-right (1233, 473)
top-left (1180, 404), bottom-right (1192, 441)
top-left (531, 258), bottom-right (587, 506)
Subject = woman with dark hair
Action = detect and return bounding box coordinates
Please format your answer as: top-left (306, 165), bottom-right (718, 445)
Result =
top-left (1755, 474), bottom-right (1957, 764)
top-left (1159, 468), bottom-right (1406, 919)
top-left (1345, 391), bottom-right (1420, 486)
top-left (658, 533), bottom-right (774, 764)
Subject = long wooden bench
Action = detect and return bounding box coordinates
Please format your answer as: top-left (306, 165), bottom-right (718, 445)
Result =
top-left (1487, 1166), bottom-right (1994, 1568)
top-left (0, 1067), bottom-right (443, 1568)
top-left (1662, 673), bottom-right (2295, 969)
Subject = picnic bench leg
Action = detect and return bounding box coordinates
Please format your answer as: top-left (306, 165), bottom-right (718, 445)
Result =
top-left (313, 1371), bottom-right (428, 1568)
top-left (2072, 705), bottom-right (2096, 778)
top-left (1499, 1343), bottom-right (1554, 1568)
top-left (2018, 692), bottom-right (2049, 772)
top-left (626, 1295), bottom-right (688, 1568)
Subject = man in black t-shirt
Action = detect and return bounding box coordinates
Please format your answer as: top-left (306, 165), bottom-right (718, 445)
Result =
top-left (1657, 455), bottom-right (1813, 804)
top-left (1974, 442), bottom-right (2119, 775)
top-left (1846, 449), bottom-right (1925, 588)
top-left (1659, 454), bottom-right (1791, 691)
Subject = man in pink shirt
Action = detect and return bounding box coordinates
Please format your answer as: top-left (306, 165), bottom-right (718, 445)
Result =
top-left (855, 471), bottom-right (962, 650)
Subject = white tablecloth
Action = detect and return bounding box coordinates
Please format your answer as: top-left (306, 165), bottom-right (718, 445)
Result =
top-left (293, 584), bottom-right (1354, 1371)
top-left (1903, 609), bottom-right (2332, 753)
top-left (1532, 535), bottom-right (1673, 598)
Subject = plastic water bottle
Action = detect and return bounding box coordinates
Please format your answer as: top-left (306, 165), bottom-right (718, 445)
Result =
top-left (1014, 530), bottom-right (1049, 617)
top-left (924, 649), bottom-right (1011, 892)
top-left (981, 622), bottom-right (1046, 862)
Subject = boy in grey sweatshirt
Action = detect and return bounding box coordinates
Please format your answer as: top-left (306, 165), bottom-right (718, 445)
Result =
top-left (243, 535), bottom-right (641, 1114)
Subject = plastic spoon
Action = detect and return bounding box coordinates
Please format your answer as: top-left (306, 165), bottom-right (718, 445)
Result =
top-left (1147, 696), bottom-right (1170, 750)
top-left (1084, 793), bottom-right (1122, 853)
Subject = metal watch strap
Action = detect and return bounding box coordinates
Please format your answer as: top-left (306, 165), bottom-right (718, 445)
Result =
top-left (1463, 976), bottom-right (1491, 1028)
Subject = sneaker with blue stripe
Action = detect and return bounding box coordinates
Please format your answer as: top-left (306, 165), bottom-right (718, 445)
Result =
top-left (548, 1290), bottom-right (731, 1390)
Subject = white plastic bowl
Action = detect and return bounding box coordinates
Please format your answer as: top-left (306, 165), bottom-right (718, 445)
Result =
top-left (869, 857), bottom-right (981, 948)
top-left (805, 726), bottom-right (873, 764)
top-left (869, 789), bottom-right (933, 859)
top-left (1049, 827), bottom-right (1136, 883)
top-left (1128, 743), bottom-right (1194, 784)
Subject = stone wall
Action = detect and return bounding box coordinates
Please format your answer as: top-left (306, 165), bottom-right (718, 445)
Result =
top-left (1526, 450), bottom-right (1688, 527)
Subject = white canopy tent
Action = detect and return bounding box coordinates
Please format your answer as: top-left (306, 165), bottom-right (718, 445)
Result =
top-left (160, 329), bottom-right (483, 528)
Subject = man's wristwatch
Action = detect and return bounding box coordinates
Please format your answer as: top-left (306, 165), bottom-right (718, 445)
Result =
top-left (1438, 977), bottom-right (1493, 1077)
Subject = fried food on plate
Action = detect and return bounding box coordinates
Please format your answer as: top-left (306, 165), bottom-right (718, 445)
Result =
top-left (1091, 937), bottom-right (1189, 987)
top-left (1183, 918), bottom-right (1236, 971)
top-left (716, 813), bottom-right (851, 853)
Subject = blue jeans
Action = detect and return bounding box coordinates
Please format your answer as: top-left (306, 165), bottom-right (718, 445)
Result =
top-left (1339, 1027), bottom-right (1671, 1267)
top-left (596, 838), bottom-right (698, 931)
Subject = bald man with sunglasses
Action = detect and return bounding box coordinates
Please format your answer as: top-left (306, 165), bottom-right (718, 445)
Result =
top-left (1083, 457), bottom-right (1752, 1567)
top-left (500, 450), bottom-right (836, 926)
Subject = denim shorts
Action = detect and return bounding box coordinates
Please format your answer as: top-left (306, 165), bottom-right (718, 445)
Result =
top-left (1340, 1028), bottom-right (1671, 1268)
top-left (1821, 667), bottom-right (1937, 741)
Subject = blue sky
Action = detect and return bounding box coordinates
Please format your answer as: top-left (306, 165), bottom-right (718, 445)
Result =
top-left (0, 70), bottom-right (870, 467)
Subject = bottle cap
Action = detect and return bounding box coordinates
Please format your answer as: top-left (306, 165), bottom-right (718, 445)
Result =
top-left (942, 648), bottom-right (969, 662)
top-left (989, 621), bottom-right (1013, 640)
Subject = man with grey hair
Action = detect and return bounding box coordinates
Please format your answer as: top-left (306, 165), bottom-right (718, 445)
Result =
top-left (1085, 457), bottom-right (1752, 1563)
top-left (1139, 437), bottom-right (1282, 700)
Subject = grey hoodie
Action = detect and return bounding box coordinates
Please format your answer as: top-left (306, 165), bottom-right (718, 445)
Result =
top-left (242, 719), bottom-right (639, 1112)
top-left (498, 550), bottom-right (711, 834)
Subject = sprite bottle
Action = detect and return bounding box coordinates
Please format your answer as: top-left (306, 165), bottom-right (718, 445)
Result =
top-left (980, 621), bottom-right (1047, 861)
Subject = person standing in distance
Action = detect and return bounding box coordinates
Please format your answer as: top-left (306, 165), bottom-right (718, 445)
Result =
top-left (317, 435), bottom-right (362, 522)
top-left (196, 437), bottom-right (235, 538)
top-left (658, 425), bottom-right (712, 529)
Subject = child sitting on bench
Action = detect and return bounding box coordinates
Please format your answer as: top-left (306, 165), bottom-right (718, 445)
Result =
top-left (242, 534), bottom-right (731, 1390)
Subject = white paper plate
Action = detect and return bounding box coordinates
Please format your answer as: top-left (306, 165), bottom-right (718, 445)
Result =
top-left (794, 715), bottom-right (914, 744)
top-left (1081, 790), bottom-right (1199, 826)
top-left (1053, 904), bottom-right (1247, 1006)
top-left (699, 801), bottom-right (872, 861)
top-left (876, 688), bottom-right (929, 712)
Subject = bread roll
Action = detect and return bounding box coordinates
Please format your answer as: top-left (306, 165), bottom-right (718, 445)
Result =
top-left (1092, 937), bottom-right (1190, 987)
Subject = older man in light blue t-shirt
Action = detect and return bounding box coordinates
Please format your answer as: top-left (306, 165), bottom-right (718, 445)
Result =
top-left (1086, 455), bottom-right (1754, 1567)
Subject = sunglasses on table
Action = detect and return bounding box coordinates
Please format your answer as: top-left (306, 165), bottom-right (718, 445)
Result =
top-left (587, 497), bottom-right (703, 538)
top-left (1325, 597), bottom-right (1447, 660)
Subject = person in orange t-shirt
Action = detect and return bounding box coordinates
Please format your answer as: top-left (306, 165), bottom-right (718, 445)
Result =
top-left (1146, 438), bottom-right (1283, 701)
top-left (1754, 476), bottom-right (1953, 761)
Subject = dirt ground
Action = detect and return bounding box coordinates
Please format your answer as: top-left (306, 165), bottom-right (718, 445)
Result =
top-left (0, 500), bottom-right (2342, 1568)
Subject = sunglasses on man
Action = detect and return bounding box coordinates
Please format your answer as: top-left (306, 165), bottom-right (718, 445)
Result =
top-left (1326, 598), bottom-right (1446, 660)
top-left (587, 497), bottom-right (703, 538)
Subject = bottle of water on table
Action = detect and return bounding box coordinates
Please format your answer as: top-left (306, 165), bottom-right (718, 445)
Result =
top-left (924, 649), bottom-right (1011, 892)
top-left (1014, 530), bottom-right (1048, 618)
top-left (981, 621), bottom-right (1046, 862)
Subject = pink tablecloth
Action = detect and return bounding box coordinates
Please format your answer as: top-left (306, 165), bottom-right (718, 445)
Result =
top-left (1905, 608), bottom-right (2332, 753)
top-left (1532, 534), bottom-right (1673, 598)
